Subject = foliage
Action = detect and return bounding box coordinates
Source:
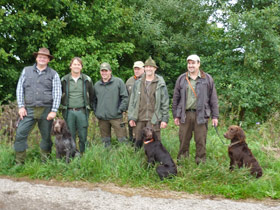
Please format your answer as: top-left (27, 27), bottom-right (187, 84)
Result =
top-left (0, 118), bottom-right (279, 200)
top-left (1, 0), bottom-right (280, 124)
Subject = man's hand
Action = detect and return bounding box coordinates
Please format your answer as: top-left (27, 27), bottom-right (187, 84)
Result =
top-left (18, 107), bottom-right (27, 120)
top-left (212, 118), bottom-right (218, 127)
top-left (174, 118), bottom-right (180, 126)
top-left (129, 120), bottom-right (136, 127)
top-left (160, 121), bottom-right (167, 129)
top-left (47, 111), bottom-right (56, 121)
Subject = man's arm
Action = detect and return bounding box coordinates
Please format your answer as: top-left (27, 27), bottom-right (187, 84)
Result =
top-left (16, 68), bottom-right (26, 108)
top-left (118, 79), bottom-right (128, 113)
top-left (88, 78), bottom-right (95, 110)
top-left (172, 76), bottom-right (181, 119)
top-left (160, 84), bottom-right (169, 124)
top-left (16, 69), bottom-right (27, 120)
top-left (47, 72), bottom-right (62, 120)
top-left (51, 72), bottom-right (62, 112)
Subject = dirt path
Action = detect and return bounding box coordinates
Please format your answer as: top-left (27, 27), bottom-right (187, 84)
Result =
top-left (0, 177), bottom-right (279, 210)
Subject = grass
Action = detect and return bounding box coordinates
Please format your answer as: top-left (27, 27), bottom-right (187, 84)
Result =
top-left (0, 117), bottom-right (280, 200)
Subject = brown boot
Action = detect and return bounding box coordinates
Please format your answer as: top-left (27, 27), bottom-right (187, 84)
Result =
top-left (41, 150), bottom-right (51, 163)
top-left (15, 151), bottom-right (26, 165)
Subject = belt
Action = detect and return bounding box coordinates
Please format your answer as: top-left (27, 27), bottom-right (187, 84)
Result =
top-left (186, 109), bottom-right (196, 112)
top-left (68, 107), bottom-right (85, 111)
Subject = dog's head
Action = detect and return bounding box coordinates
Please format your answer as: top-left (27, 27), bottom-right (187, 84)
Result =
top-left (224, 125), bottom-right (246, 142)
top-left (51, 118), bottom-right (67, 135)
top-left (141, 127), bottom-right (158, 142)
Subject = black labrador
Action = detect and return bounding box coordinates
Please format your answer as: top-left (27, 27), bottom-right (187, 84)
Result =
top-left (141, 127), bottom-right (177, 180)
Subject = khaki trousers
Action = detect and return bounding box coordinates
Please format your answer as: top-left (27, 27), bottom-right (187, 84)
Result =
top-left (177, 111), bottom-right (208, 164)
top-left (98, 118), bottom-right (127, 146)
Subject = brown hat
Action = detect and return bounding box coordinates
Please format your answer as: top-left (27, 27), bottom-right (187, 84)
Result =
top-left (33, 48), bottom-right (54, 60)
top-left (144, 56), bottom-right (158, 68)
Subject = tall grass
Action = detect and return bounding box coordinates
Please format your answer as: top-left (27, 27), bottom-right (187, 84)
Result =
top-left (0, 113), bottom-right (280, 200)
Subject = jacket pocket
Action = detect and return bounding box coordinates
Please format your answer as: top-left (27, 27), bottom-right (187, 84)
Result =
top-left (43, 92), bottom-right (53, 103)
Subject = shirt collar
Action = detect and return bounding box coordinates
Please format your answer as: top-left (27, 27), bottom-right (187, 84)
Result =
top-left (187, 70), bottom-right (201, 78)
top-left (35, 65), bottom-right (47, 74)
top-left (70, 74), bottom-right (82, 81)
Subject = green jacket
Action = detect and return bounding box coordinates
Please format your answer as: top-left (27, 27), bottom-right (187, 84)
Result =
top-left (128, 74), bottom-right (169, 124)
top-left (61, 73), bottom-right (94, 118)
top-left (93, 76), bottom-right (128, 120)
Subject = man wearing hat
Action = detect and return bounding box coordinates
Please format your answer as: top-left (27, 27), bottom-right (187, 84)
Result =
top-left (128, 56), bottom-right (169, 148)
top-left (15, 47), bottom-right (62, 164)
top-left (172, 54), bottom-right (219, 164)
top-left (125, 61), bottom-right (145, 143)
top-left (93, 62), bottom-right (128, 147)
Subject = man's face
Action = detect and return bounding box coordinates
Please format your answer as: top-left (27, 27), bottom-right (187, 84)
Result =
top-left (144, 65), bottom-right (157, 77)
top-left (134, 67), bottom-right (144, 78)
top-left (36, 54), bottom-right (50, 66)
top-left (70, 59), bottom-right (82, 74)
top-left (187, 60), bottom-right (200, 73)
top-left (100, 69), bottom-right (112, 81)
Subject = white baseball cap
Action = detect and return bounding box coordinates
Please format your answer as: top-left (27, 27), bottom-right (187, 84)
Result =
top-left (133, 61), bottom-right (144, 68)
top-left (187, 54), bottom-right (200, 62)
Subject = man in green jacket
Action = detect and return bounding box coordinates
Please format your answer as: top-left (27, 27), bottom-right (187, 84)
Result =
top-left (126, 61), bottom-right (145, 143)
top-left (93, 62), bottom-right (128, 147)
top-left (128, 57), bottom-right (169, 148)
top-left (61, 57), bottom-right (94, 153)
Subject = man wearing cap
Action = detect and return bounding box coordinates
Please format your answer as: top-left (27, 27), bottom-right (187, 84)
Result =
top-left (93, 62), bottom-right (128, 147)
top-left (172, 54), bottom-right (219, 164)
top-left (128, 56), bottom-right (169, 148)
top-left (61, 57), bottom-right (94, 154)
top-left (15, 48), bottom-right (62, 164)
top-left (125, 61), bottom-right (145, 143)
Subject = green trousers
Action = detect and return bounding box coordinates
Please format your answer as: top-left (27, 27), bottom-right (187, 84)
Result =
top-left (14, 107), bottom-right (53, 152)
top-left (65, 109), bottom-right (88, 153)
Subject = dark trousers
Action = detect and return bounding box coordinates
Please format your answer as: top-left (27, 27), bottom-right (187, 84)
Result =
top-left (65, 109), bottom-right (88, 153)
top-left (14, 107), bottom-right (53, 152)
top-left (177, 111), bottom-right (208, 164)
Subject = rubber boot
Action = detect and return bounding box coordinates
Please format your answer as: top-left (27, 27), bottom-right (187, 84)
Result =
top-left (118, 137), bottom-right (127, 144)
top-left (102, 137), bottom-right (111, 148)
top-left (41, 150), bottom-right (51, 163)
top-left (15, 151), bottom-right (26, 165)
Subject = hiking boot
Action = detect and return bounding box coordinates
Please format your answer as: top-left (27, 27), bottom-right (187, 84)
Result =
top-left (15, 151), bottom-right (26, 165)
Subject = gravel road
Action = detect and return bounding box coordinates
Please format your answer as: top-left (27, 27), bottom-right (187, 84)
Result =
top-left (0, 178), bottom-right (279, 210)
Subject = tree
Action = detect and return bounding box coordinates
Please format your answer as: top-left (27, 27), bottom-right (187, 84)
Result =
top-left (0, 0), bottom-right (135, 103)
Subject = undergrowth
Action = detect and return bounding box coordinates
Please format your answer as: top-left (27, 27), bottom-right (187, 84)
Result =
top-left (0, 115), bottom-right (280, 200)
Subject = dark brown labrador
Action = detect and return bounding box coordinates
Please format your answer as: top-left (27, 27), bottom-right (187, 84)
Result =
top-left (51, 119), bottom-right (79, 163)
top-left (141, 127), bottom-right (177, 180)
top-left (224, 125), bottom-right (262, 178)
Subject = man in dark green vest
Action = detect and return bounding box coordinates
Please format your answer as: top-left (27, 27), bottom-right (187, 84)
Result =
top-left (61, 57), bottom-right (94, 154)
top-left (15, 48), bottom-right (62, 164)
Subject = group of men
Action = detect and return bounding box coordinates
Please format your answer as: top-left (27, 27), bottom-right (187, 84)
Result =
top-left (14, 47), bottom-right (219, 165)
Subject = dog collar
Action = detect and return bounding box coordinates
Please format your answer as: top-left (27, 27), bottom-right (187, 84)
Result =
top-left (228, 140), bottom-right (242, 148)
top-left (144, 139), bottom-right (154, 144)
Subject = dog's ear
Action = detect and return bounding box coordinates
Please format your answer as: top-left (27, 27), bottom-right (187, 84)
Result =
top-left (135, 140), bottom-right (143, 149)
top-left (51, 121), bottom-right (56, 135)
top-left (152, 130), bottom-right (159, 141)
top-left (237, 127), bottom-right (246, 141)
top-left (141, 129), bottom-right (146, 141)
top-left (61, 120), bottom-right (69, 134)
